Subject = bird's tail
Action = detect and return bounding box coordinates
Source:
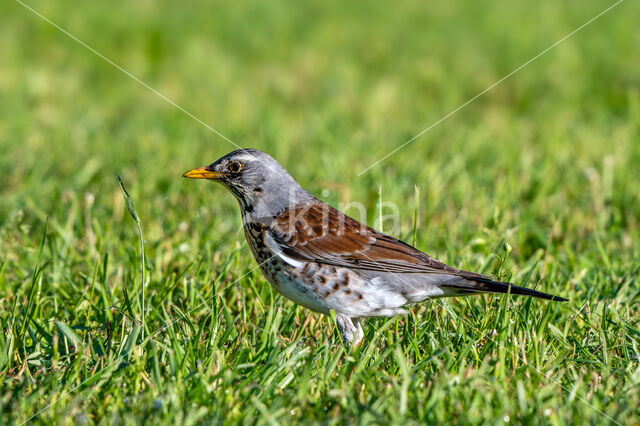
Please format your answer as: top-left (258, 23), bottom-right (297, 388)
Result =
top-left (443, 277), bottom-right (568, 302)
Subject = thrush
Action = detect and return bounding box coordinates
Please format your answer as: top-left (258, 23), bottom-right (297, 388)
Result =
top-left (183, 149), bottom-right (567, 345)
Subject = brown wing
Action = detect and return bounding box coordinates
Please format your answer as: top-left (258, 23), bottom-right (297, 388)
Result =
top-left (269, 201), bottom-right (489, 279)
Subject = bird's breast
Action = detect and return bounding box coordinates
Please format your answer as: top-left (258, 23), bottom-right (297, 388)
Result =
top-left (242, 223), bottom-right (406, 317)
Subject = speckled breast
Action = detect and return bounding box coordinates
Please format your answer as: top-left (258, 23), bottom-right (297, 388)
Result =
top-left (242, 221), bottom-right (375, 317)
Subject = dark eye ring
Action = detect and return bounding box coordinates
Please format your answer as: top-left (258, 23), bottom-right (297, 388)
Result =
top-left (228, 161), bottom-right (243, 173)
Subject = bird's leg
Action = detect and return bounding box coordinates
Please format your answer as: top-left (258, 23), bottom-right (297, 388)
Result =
top-left (336, 315), bottom-right (364, 347)
top-left (352, 318), bottom-right (363, 348)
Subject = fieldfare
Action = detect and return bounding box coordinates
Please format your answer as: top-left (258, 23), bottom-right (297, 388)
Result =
top-left (183, 149), bottom-right (566, 345)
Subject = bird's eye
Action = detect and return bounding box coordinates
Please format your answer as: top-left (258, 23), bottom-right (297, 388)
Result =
top-left (228, 161), bottom-right (243, 173)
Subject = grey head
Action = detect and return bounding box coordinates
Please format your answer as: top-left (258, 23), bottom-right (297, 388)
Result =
top-left (183, 148), bottom-right (314, 221)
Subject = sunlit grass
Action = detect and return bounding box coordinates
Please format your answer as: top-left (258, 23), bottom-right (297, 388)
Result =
top-left (1, 0), bottom-right (639, 423)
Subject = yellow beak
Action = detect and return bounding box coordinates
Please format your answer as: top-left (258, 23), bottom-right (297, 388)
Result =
top-left (182, 167), bottom-right (224, 180)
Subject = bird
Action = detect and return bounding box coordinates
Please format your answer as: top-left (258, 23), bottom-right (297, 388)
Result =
top-left (183, 148), bottom-right (567, 346)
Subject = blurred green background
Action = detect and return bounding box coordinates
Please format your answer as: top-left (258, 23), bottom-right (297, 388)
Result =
top-left (1, 0), bottom-right (639, 423)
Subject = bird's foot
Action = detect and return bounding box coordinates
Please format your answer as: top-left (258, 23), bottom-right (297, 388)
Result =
top-left (336, 315), bottom-right (363, 348)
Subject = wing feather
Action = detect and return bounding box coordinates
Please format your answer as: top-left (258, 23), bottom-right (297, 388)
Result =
top-left (269, 202), bottom-right (489, 279)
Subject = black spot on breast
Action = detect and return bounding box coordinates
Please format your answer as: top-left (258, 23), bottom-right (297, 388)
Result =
top-left (356, 293), bottom-right (364, 301)
top-left (333, 283), bottom-right (340, 290)
top-left (245, 204), bottom-right (254, 213)
top-left (254, 187), bottom-right (262, 193)
top-left (344, 289), bottom-right (352, 295)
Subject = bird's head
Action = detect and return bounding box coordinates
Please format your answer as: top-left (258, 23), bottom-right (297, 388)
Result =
top-left (183, 148), bottom-right (313, 220)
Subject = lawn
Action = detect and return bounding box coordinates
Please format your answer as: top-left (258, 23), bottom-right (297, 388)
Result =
top-left (1, 0), bottom-right (639, 423)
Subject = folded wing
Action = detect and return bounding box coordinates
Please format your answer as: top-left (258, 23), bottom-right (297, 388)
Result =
top-left (268, 201), bottom-right (567, 302)
top-left (270, 201), bottom-right (486, 278)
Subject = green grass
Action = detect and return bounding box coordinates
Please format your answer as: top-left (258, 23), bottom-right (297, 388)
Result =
top-left (2, 0), bottom-right (640, 423)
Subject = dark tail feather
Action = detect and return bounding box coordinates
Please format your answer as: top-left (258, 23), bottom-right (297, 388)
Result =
top-left (443, 277), bottom-right (568, 302)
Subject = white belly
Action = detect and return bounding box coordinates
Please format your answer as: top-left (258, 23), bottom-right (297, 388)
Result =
top-left (258, 257), bottom-right (408, 318)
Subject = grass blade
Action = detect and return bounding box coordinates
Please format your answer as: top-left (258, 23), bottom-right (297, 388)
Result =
top-left (117, 175), bottom-right (146, 344)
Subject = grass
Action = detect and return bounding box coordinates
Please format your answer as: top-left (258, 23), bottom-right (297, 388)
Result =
top-left (1, 0), bottom-right (639, 423)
